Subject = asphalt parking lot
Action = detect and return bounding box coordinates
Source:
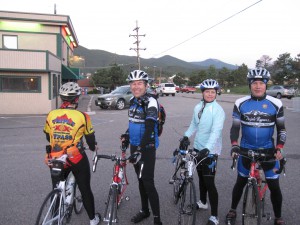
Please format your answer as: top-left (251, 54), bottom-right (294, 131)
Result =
top-left (0, 93), bottom-right (299, 225)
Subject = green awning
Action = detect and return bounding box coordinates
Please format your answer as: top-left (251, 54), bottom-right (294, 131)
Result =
top-left (62, 64), bottom-right (79, 80)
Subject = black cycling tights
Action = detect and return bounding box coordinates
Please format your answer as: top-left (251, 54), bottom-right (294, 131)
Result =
top-left (51, 152), bottom-right (95, 220)
top-left (197, 163), bottom-right (218, 217)
top-left (131, 146), bottom-right (161, 218)
top-left (231, 175), bottom-right (282, 218)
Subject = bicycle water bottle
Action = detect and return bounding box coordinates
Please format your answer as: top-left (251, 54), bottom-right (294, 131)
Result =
top-left (118, 167), bottom-right (123, 180)
top-left (187, 161), bottom-right (194, 177)
top-left (66, 173), bottom-right (75, 205)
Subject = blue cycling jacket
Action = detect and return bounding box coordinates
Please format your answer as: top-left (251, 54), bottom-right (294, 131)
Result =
top-left (128, 95), bottom-right (159, 149)
top-left (230, 95), bottom-right (286, 150)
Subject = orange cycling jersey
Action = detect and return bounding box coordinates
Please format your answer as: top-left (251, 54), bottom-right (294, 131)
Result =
top-left (44, 108), bottom-right (94, 164)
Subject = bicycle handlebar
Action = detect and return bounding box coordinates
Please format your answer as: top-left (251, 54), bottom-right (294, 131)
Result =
top-left (92, 151), bottom-right (141, 173)
top-left (230, 149), bottom-right (287, 175)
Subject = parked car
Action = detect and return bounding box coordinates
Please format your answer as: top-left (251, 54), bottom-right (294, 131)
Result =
top-left (175, 86), bottom-right (181, 93)
top-left (95, 85), bottom-right (159, 110)
top-left (266, 85), bottom-right (296, 99)
top-left (95, 85), bottom-right (132, 110)
top-left (180, 86), bottom-right (196, 94)
top-left (156, 83), bottom-right (176, 96)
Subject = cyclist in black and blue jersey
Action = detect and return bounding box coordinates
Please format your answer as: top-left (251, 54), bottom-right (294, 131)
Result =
top-left (225, 68), bottom-right (287, 225)
top-left (120, 70), bottom-right (162, 225)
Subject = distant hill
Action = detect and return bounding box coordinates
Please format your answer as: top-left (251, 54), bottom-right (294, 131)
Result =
top-left (190, 59), bottom-right (238, 70)
top-left (74, 45), bottom-right (237, 74)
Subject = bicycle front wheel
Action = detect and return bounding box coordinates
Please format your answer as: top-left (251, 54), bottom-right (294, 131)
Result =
top-left (103, 185), bottom-right (118, 225)
top-left (178, 179), bottom-right (196, 225)
top-left (242, 178), bottom-right (261, 225)
top-left (73, 182), bottom-right (83, 214)
top-left (172, 156), bottom-right (183, 204)
top-left (35, 189), bottom-right (65, 225)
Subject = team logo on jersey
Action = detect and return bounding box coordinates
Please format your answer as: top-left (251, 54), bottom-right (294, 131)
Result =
top-left (262, 104), bottom-right (268, 109)
top-left (52, 114), bottom-right (75, 127)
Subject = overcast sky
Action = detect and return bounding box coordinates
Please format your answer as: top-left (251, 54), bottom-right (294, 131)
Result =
top-left (2, 0), bottom-right (299, 68)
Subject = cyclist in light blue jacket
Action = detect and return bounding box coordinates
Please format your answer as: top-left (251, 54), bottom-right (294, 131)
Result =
top-left (180, 79), bottom-right (225, 225)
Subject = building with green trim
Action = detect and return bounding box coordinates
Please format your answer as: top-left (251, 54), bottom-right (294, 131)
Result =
top-left (0, 10), bottom-right (80, 114)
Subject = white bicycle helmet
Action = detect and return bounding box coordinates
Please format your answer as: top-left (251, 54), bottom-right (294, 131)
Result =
top-left (59, 82), bottom-right (81, 102)
top-left (200, 79), bottom-right (219, 92)
top-left (127, 70), bottom-right (149, 83)
top-left (247, 68), bottom-right (270, 84)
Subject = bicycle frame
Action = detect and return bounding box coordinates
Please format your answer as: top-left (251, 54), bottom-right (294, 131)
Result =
top-left (93, 151), bottom-right (142, 224)
top-left (249, 160), bottom-right (268, 201)
top-left (232, 149), bottom-right (280, 223)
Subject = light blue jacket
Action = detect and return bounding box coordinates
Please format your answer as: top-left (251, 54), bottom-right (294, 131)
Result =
top-left (184, 100), bottom-right (225, 155)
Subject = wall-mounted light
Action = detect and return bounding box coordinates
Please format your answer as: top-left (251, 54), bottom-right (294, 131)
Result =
top-left (65, 26), bottom-right (71, 36)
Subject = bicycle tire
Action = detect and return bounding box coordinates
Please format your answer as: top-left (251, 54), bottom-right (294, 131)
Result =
top-left (178, 179), bottom-right (196, 225)
top-left (173, 155), bottom-right (183, 204)
top-left (103, 185), bottom-right (118, 225)
top-left (73, 182), bottom-right (83, 214)
top-left (35, 189), bottom-right (65, 225)
top-left (242, 178), bottom-right (261, 225)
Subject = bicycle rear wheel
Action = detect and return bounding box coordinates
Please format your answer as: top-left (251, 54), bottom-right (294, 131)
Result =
top-left (103, 185), bottom-right (118, 225)
top-left (242, 178), bottom-right (261, 225)
top-left (73, 182), bottom-right (83, 214)
top-left (178, 179), bottom-right (196, 225)
top-left (35, 189), bottom-right (65, 225)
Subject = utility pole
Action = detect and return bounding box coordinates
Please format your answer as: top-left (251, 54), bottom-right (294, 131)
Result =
top-left (129, 20), bottom-right (146, 70)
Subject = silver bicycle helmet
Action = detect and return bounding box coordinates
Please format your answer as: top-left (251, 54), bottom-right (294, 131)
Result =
top-left (59, 82), bottom-right (81, 102)
top-left (200, 79), bottom-right (220, 92)
top-left (247, 68), bottom-right (270, 84)
top-left (127, 70), bottom-right (149, 83)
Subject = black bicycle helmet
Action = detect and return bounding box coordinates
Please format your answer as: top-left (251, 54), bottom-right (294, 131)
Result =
top-left (200, 79), bottom-right (220, 92)
top-left (127, 70), bottom-right (149, 83)
top-left (247, 68), bottom-right (270, 84)
top-left (59, 82), bottom-right (81, 102)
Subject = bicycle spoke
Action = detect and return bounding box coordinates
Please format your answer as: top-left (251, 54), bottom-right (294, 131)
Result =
top-left (178, 179), bottom-right (196, 225)
top-left (242, 179), bottom-right (261, 225)
top-left (35, 189), bottom-right (63, 225)
top-left (103, 186), bottom-right (118, 224)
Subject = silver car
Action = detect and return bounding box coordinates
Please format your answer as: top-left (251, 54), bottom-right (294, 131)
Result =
top-left (266, 85), bottom-right (296, 99)
top-left (95, 85), bottom-right (132, 110)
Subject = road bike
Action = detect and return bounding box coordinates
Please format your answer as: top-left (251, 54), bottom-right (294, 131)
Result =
top-left (35, 154), bottom-right (83, 225)
top-left (169, 148), bottom-right (209, 225)
top-left (92, 150), bottom-right (142, 225)
top-left (229, 149), bottom-right (286, 225)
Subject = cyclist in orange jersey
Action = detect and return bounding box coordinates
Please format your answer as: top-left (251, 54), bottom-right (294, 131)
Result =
top-left (43, 82), bottom-right (100, 225)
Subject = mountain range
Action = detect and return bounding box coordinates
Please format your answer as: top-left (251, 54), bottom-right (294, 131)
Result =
top-left (74, 45), bottom-right (238, 74)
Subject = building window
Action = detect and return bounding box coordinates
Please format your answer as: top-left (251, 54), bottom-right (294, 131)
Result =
top-left (0, 76), bottom-right (41, 93)
top-left (3, 35), bottom-right (18, 49)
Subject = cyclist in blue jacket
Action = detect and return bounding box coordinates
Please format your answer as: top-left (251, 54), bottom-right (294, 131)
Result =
top-left (225, 68), bottom-right (287, 225)
top-left (121, 70), bottom-right (162, 225)
top-left (180, 79), bottom-right (225, 225)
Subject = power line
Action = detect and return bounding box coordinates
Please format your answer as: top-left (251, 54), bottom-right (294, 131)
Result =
top-left (152, 0), bottom-right (262, 58)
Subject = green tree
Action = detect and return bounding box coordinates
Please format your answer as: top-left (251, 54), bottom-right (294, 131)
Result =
top-left (217, 67), bottom-right (231, 87)
top-left (271, 53), bottom-right (293, 84)
top-left (91, 64), bottom-right (126, 90)
top-left (256, 55), bottom-right (272, 68)
top-left (189, 70), bottom-right (207, 86)
top-left (207, 65), bottom-right (217, 79)
top-left (173, 72), bottom-right (186, 86)
top-left (227, 64), bottom-right (248, 86)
